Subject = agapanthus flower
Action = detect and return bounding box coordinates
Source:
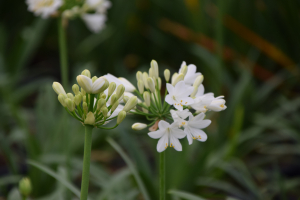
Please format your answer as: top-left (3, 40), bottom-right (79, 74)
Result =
top-left (107, 60), bottom-right (226, 152)
top-left (26, 0), bottom-right (63, 18)
top-left (52, 69), bottom-right (137, 129)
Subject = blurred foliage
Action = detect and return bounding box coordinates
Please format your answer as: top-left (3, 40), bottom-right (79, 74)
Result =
top-left (0, 0), bottom-right (300, 199)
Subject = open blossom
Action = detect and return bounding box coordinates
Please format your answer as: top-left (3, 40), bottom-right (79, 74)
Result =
top-left (26, 0), bottom-right (63, 18)
top-left (171, 110), bottom-right (211, 144)
top-left (165, 81), bottom-right (194, 111)
top-left (148, 121), bottom-right (186, 152)
top-left (179, 61), bottom-right (202, 85)
top-left (82, 14), bottom-right (107, 33)
top-left (207, 96), bottom-right (227, 112)
top-left (104, 74), bottom-right (136, 92)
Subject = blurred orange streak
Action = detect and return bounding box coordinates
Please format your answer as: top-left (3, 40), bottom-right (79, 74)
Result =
top-left (223, 15), bottom-right (296, 74)
top-left (159, 18), bottom-right (276, 81)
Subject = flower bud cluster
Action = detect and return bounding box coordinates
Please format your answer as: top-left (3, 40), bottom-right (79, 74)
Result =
top-left (128, 60), bottom-right (227, 152)
top-left (52, 69), bottom-right (138, 129)
top-left (26, 0), bottom-right (111, 33)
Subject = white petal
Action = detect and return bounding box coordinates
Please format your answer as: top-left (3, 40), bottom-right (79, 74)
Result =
top-left (170, 136), bottom-right (182, 151)
top-left (82, 14), bottom-right (106, 33)
top-left (77, 75), bottom-right (93, 93)
top-left (166, 83), bottom-right (174, 95)
top-left (156, 134), bottom-right (168, 152)
top-left (118, 77), bottom-right (136, 92)
top-left (158, 120), bottom-right (170, 131)
top-left (175, 81), bottom-right (193, 97)
top-left (177, 109), bottom-right (191, 120)
top-left (195, 84), bottom-right (204, 97)
top-left (189, 127), bottom-right (207, 142)
top-left (174, 103), bottom-right (183, 111)
top-left (148, 130), bottom-right (165, 139)
top-left (179, 97), bottom-right (194, 106)
top-left (179, 61), bottom-right (187, 72)
top-left (165, 95), bottom-right (174, 105)
top-left (92, 77), bottom-right (105, 93)
top-left (184, 128), bottom-right (193, 145)
top-left (170, 128), bottom-right (186, 139)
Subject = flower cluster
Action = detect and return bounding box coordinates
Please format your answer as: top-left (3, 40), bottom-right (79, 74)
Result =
top-left (130, 60), bottom-right (227, 152)
top-left (52, 69), bottom-right (138, 129)
top-left (26, 0), bottom-right (111, 33)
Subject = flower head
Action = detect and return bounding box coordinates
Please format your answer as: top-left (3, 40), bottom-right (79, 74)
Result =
top-left (148, 120), bottom-right (186, 152)
top-left (26, 0), bottom-right (63, 18)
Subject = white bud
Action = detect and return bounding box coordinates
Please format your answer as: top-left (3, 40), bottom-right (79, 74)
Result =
top-left (52, 82), bottom-right (66, 96)
top-left (172, 73), bottom-right (184, 86)
top-left (193, 75), bottom-right (204, 88)
top-left (74, 94), bottom-right (82, 106)
top-left (138, 80), bottom-right (144, 94)
top-left (136, 71), bottom-right (143, 81)
top-left (180, 65), bottom-right (188, 76)
top-left (81, 69), bottom-right (91, 78)
top-left (147, 77), bottom-right (155, 93)
top-left (72, 84), bottom-right (80, 95)
top-left (108, 82), bottom-right (116, 97)
top-left (84, 112), bottom-right (95, 125)
top-left (143, 91), bottom-right (151, 107)
top-left (117, 111), bottom-right (126, 124)
top-left (151, 60), bottom-right (159, 78)
top-left (158, 77), bottom-right (161, 90)
top-left (143, 72), bottom-right (149, 89)
top-left (149, 68), bottom-right (154, 78)
top-left (164, 69), bottom-right (170, 82)
top-left (92, 76), bottom-right (98, 83)
top-left (171, 72), bottom-right (178, 85)
top-left (115, 84), bottom-right (125, 100)
top-left (67, 93), bottom-right (74, 100)
top-left (132, 123), bottom-right (147, 130)
top-left (123, 96), bottom-right (138, 112)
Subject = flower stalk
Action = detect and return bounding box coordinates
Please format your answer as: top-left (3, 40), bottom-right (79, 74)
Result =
top-left (160, 151), bottom-right (166, 200)
top-left (80, 125), bottom-right (93, 200)
top-left (58, 17), bottom-right (68, 88)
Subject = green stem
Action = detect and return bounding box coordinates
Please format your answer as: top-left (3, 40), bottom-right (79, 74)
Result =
top-left (58, 18), bottom-right (68, 89)
top-left (160, 151), bottom-right (166, 200)
top-left (22, 196), bottom-right (26, 200)
top-left (80, 125), bottom-right (93, 200)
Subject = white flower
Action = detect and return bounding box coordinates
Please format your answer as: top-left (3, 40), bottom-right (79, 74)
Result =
top-left (165, 81), bottom-right (194, 111)
top-left (148, 120), bottom-right (186, 152)
top-left (76, 75), bottom-right (106, 94)
top-left (26, 0), bottom-right (63, 19)
top-left (207, 96), bottom-right (227, 112)
top-left (82, 13), bottom-right (107, 33)
top-left (132, 123), bottom-right (147, 130)
top-left (104, 74), bottom-right (136, 92)
top-left (190, 84), bottom-right (214, 113)
top-left (85, 0), bottom-right (111, 13)
top-left (179, 61), bottom-right (202, 85)
top-left (171, 111), bottom-right (211, 145)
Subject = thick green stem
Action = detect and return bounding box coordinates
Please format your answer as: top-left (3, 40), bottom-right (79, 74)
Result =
top-left (58, 18), bottom-right (68, 89)
top-left (80, 125), bottom-right (93, 200)
top-left (160, 151), bottom-right (166, 200)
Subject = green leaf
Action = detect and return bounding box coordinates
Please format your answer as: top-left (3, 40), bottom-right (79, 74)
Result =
top-left (168, 190), bottom-right (207, 200)
top-left (106, 137), bottom-right (151, 200)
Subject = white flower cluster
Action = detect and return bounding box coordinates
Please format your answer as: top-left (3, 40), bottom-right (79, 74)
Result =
top-left (130, 60), bottom-right (227, 152)
top-left (26, 0), bottom-right (111, 33)
top-left (52, 69), bottom-right (138, 129)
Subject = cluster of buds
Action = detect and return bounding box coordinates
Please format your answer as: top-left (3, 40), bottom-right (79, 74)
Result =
top-left (130, 60), bottom-right (227, 152)
top-left (26, 0), bottom-right (111, 33)
top-left (52, 69), bottom-right (138, 129)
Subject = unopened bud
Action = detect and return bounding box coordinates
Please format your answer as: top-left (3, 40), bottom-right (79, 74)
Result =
top-left (72, 84), bottom-right (80, 95)
top-left (65, 98), bottom-right (75, 112)
top-left (19, 177), bottom-right (32, 197)
top-left (143, 91), bottom-right (151, 107)
top-left (81, 88), bottom-right (86, 96)
top-left (83, 95), bottom-right (87, 103)
top-left (123, 96), bottom-right (137, 112)
top-left (84, 112), bottom-right (95, 125)
top-left (98, 78), bottom-right (109, 94)
top-left (149, 68), bottom-right (154, 78)
top-left (143, 72), bottom-right (149, 89)
top-left (101, 106), bottom-right (108, 118)
top-left (97, 98), bottom-right (106, 110)
top-left (108, 82), bottom-right (116, 97)
top-left (172, 73), bottom-right (184, 86)
top-left (58, 94), bottom-right (67, 107)
top-left (101, 93), bottom-right (106, 99)
top-left (52, 82), bottom-right (66, 96)
top-left (111, 101), bottom-right (119, 113)
top-left (123, 96), bottom-right (129, 104)
top-left (142, 103), bottom-right (148, 113)
top-left (158, 77), bottom-right (161, 90)
top-left (110, 94), bottom-right (117, 106)
top-left (180, 65), bottom-right (188, 76)
top-left (117, 111), bottom-right (126, 124)
top-left (92, 76), bottom-right (98, 83)
top-left (171, 72), bottom-right (178, 85)
top-left (151, 60), bottom-right (159, 78)
top-left (74, 94), bottom-right (82, 105)
top-left (67, 93), bottom-right (74, 100)
top-left (81, 69), bottom-right (91, 78)
top-left (147, 77), bottom-right (155, 93)
top-left (115, 84), bottom-right (125, 100)
top-left (132, 123), bottom-right (147, 130)
top-left (164, 69), bottom-right (170, 82)
top-left (83, 102), bottom-right (88, 114)
top-left (136, 71), bottom-right (143, 81)
top-left (190, 86), bottom-right (198, 98)
top-left (138, 80), bottom-right (144, 94)
top-left (193, 75), bottom-right (204, 88)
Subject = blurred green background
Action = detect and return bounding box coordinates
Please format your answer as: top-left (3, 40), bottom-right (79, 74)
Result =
top-left (0, 0), bottom-right (300, 199)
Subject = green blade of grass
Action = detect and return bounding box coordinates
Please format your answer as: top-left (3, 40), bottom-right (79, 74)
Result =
top-left (168, 190), bottom-right (207, 200)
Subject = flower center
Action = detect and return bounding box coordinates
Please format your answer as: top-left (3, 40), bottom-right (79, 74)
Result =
top-left (172, 95), bottom-right (176, 101)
